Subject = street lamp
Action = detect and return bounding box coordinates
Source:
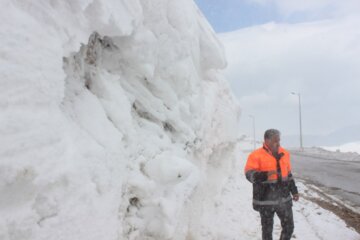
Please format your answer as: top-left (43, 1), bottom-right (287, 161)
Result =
top-left (291, 92), bottom-right (303, 150)
top-left (249, 115), bottom-right (256, 150)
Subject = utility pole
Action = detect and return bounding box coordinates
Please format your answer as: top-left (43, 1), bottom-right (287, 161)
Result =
top-left (249, 115), bottom-right (256, 151)
top-left (291, 92), bottom-right (303, 150)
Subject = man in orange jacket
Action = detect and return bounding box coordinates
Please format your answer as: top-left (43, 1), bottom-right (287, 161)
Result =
top-left (245, 129), bottom-right (299, 240)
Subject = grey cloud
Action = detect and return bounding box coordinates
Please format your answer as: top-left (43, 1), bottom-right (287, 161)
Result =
top-left (220, 17), bottom-right (360, 139)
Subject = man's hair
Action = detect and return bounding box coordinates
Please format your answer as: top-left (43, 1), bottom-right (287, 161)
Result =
top-left (264, 129), bottom-right (280, 140)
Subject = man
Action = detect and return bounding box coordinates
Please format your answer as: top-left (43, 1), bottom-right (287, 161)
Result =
top-left (245, 129), bottom-right (299, 240)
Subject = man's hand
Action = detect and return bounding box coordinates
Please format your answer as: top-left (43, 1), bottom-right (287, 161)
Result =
top-left (292, 193), bottom-right (300, 201)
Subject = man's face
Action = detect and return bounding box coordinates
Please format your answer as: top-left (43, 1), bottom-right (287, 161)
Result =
top-left (265, 134), bottom-right (280, 153)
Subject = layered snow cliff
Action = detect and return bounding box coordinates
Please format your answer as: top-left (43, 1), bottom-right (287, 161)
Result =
top-left (0, 0), bottom-right (240, 239)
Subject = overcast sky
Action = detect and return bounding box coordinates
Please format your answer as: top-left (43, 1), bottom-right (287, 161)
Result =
top-left (195, 0), bottom-right (360, 142)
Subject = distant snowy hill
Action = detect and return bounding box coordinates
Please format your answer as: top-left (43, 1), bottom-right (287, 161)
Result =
top-left (282, 124), bottom-right (360, 147)
top-left (326, 124), bottom-right (360, 144)
top-left (322, 142), bottom-right (360, 155)
top-left (0, 1), bottom-right (240, 239)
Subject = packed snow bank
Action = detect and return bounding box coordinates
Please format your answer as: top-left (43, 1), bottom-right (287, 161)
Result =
top-left (0, 0), bottom-right (240, 239)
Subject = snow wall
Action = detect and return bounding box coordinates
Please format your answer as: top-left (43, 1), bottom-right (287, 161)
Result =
top-left (0, 0), bottom-right (241, 239)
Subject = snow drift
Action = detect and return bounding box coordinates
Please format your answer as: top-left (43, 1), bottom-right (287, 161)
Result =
top-left (0, 0), bottom-right (240, 239)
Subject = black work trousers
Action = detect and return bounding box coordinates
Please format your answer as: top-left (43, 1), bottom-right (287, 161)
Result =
top-left (259, 204), bottom-right (294, 240)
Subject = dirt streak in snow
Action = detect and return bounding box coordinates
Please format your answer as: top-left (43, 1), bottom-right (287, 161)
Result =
top-left (301, 181), bottom-right (360, 234)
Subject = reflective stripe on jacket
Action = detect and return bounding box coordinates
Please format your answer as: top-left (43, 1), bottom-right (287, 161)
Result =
top-left (244, 145), bottom-right (298, 210)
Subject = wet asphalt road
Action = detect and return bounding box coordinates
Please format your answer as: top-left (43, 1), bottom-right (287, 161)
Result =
top-left (291, 153), bottom-right (360, 208)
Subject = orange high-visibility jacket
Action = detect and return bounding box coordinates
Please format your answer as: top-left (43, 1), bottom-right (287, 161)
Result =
top-left (244, 144), bottom-right (298, 210)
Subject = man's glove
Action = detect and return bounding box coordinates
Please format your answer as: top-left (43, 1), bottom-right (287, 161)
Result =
top-left (253, 171), bottom-right (268, 183)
